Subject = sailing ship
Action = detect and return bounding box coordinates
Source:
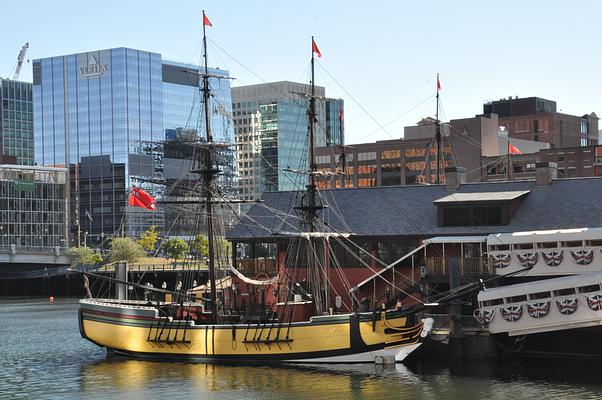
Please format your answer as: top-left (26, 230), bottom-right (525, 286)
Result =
top-left (77, 12), bottom-right (433, 363)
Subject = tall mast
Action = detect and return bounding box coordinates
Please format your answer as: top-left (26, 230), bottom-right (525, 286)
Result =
top-left (435, 73), bottom-right (441, 184)
top-left (202, 9), bottom-right (218, 323)
top-left (307, 36), bottom-right (318, 233)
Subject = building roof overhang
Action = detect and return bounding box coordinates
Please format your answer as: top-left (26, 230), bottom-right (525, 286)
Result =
top-left (433, 190), bottom-right (531, 204)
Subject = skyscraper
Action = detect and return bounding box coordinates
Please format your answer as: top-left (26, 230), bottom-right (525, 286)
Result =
top-left (232, 81), bottom-right (343, 199)
top-left (0, 79), bottom-right (34, 165)
top-left (33, 48), bottom-right (233, 244)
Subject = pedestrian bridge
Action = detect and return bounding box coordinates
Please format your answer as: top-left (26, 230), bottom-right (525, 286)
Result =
top-left (0, 245), bottom-right (70, 279)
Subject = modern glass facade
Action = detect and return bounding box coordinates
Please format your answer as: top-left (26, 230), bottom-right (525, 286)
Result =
top-left (0, 79), bottom-right (34, 165)
top-left (33, 48), bottom-right (233, 244)
top-left (0, 165), bottom-right (68, 250)
top-left (232, 82), bottom-right (343, 197)
top-left (259, 98), bottom-right (343, 193)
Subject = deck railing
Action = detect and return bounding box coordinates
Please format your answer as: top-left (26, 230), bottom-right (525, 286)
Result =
top-left (236, 258), bottom-right (277, 276)
top-left (425, 257), bottom-right (492, 276)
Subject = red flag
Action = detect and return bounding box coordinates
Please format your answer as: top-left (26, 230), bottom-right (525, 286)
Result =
top-left (312, 38), bottom-right (322, 58)
top-left (437, 76), bottom-right (441, 92)
top-left (508, 142), bottom-right (522, 155)
top-left (203, 14), bottom-right (212, 27)
top-left (339, 107), bottom-right (343, 122)
top-left (128, 187), bottom-right (156, 210)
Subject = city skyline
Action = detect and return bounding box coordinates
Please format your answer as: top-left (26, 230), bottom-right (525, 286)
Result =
top-left (2, 1), bottom-right (601, 144)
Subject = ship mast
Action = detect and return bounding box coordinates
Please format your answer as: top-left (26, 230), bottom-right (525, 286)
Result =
top-left (307, 37), bottom-right (318, 233)
top-left (435, 73), bottom-right (442, 184)
top-left (201, 9), bottom-right (218, 323)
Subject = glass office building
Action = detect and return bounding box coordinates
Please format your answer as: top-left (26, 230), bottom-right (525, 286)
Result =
top-left (33, 48), bottom-right (233, 244)
top-left (232, 81), bottom-right (343, 197)
top-left (259, 98), bottom-right (343, 193)
top-left (0, 165), bottom-right (68, 250)
top-left (0, 79), bottom-right (34, 165)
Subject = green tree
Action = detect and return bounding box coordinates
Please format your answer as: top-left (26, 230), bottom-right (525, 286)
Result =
top-left (191, 235), bottom-right (209, 257)
top-left (138, 225), bottom-right (159, 252)
top-left (110, 237), bottom-right (146, 263)
top-left (163, 238), bottom-right (190, 261)
top-left (69, 246), bottom-right (103, 266)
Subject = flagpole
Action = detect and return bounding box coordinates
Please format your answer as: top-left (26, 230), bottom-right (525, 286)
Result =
top-left (507, 141), bottom-right (512, 181)
top-left (202, 9), bottom-right (218, 323)
top-left (435, 73), bottom-right (441, 184)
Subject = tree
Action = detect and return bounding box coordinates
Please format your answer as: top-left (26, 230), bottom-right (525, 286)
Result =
top-left (69, 246), bottom-right (103, 266)
top-left (109, 237), bottom-right (146, 263)
top-left (138, 225), bottom-right (159, 252)
top-left (191, 235), bottom-right (209, 257)
top-left (163, 238), bottom-right (190, 262)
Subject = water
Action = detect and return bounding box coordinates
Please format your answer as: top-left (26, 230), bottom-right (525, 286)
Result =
top-left (1, 298), bottom-right (602, 400)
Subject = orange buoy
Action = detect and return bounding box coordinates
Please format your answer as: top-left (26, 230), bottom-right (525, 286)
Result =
top-left (49, 296), bottom-right (54, 302)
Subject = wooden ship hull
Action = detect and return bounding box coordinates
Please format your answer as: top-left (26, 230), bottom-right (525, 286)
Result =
top-left (79, 299), bottom-right (430, 363)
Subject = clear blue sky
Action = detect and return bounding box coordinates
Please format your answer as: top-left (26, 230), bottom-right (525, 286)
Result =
top-left (2, 0), bottom-right (600, 144)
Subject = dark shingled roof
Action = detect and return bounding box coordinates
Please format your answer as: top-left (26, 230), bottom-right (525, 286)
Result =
top-left (226, 178), bottom-right (602, 241)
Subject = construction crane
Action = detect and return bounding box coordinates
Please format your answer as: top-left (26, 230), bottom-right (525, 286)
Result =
top-left (12, 42), bottom-right (29, 81)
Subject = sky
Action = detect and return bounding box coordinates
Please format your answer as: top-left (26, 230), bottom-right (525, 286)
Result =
top-left (2, 0), bottom-right (601, 144)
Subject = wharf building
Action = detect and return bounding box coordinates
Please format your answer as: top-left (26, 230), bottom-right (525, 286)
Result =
top-left (0, 78), bottom-right (34, 165)
top-left (33, 48), bottom-right (234, 244)
top-left (231, 81), bottom-right (343, 200)
top-left (227, 165), bottom-right (602, 359)
top-left (484, 96), bottom-right (598, 148)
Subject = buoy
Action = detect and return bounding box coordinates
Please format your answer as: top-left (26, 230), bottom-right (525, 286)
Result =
top-left (49, 296), bottom-right (54, 302)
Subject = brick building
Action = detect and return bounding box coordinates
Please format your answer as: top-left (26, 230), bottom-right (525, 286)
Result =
top-left (314, 113), bottom-right (547, 188)
top-left (483, 145), bottom-right (602, 181)
top-left (483, 97), bottom-right (598, 148)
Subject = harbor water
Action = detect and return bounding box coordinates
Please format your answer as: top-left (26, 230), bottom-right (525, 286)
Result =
top-left (1, 297), bottom-right (602, 400)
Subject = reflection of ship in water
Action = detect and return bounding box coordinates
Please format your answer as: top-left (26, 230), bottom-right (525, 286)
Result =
top-left (78, 357), bottom-right (420, 398)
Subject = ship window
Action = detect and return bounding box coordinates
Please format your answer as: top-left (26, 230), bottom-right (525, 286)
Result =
top-left (537, 242), bottom-right (558, 249)
top-left (483, 298), bottom-right (503, 307)
top-left (513, 243), bottom-right (534, 250)
top-left (528, 291), bottom-right (551, 300)
top-left (505, 295), bottom-right (527, 304)
top-left (586, 240), bottom-right (602, 247)
top-left (553, 288), bottom-right (576, 297)
top-left (490, 244), bottom-right (510, 251)
top-left (562, 241), bottom-right (583, 248)
top-left (578, 284), bottom-right (600, 294)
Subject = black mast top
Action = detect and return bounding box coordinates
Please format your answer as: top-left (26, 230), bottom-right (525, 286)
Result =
top-left (201, 10), bottom-right (218, 323)
top-left (307, 36), bottom-right (318, 233)
top-left (435, 73), bottom-right (442, 184)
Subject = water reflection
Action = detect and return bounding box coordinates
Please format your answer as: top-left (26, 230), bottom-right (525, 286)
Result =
top-left (79, 358), bottom-right (422, 399)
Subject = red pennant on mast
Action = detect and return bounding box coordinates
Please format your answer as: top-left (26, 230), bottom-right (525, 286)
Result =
top-left (128, 187), bottom-right (156, 210)
top-left (203, 13), bottom-right (213, 27)
top-left (312, 38), bottom-right (322, 58)
top-left (339, 107), bottom-right (343, 123)
top-left (508, 142), bottom-right (522, 155)
top-left (437, 76), bottom-right (442, 92)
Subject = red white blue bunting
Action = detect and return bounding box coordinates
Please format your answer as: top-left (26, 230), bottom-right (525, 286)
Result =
top-left (527, 301), bottom-right (550, 318)
top-left (500, 305), bottom-right (523, 322)
top-left (586, 294), bottom-right (602, 311)
top-left (517, 252), bottom-right (539, 268)
top-left (474, 308), bottom-right (496, 324)
top-left (556, 298), bottom-right (578, 315)
top-left (492, 253), bottom-right (511, 269)
top-left (542, 250), bottom-right (563, 267)
top-left (570, 249), bottom-right (594, 265)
